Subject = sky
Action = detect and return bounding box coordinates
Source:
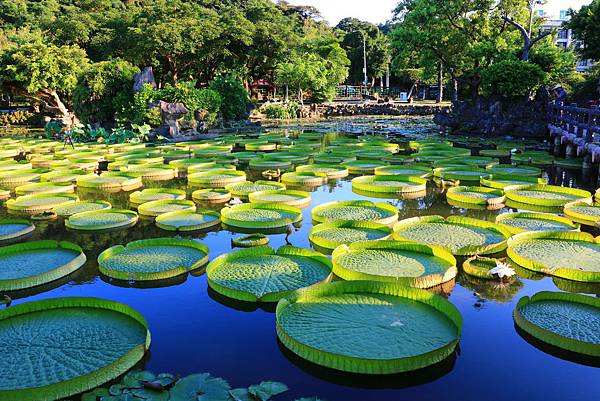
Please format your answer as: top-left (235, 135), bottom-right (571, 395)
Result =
top-left (281, 0), bottom-right (398, 26)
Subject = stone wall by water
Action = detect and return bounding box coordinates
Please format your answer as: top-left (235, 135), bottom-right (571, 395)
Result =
top-left (316, 103), bottom-right (451, 118)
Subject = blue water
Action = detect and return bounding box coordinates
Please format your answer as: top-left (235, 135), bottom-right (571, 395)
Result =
top-left (2, 118), bottom-right (600, 401)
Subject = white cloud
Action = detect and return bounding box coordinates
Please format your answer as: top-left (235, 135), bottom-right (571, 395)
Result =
top-left (278, 0), bottom-right (397, 26)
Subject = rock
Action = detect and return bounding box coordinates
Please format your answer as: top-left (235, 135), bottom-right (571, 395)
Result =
top-left (133, 67), bottom-right (157, 93)
top-left (158, 101), bottom-right (188, 138)
top-left (435, 88), bottom-right (550, 138)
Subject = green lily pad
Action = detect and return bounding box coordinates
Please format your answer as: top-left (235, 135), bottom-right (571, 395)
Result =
top-left (98, 238), bottom-right (209, 281)
top-left (276, 281), bottom-right (462, 374)
top-left (207, 246), bottom-right (332, 302)
top-left (514, 291), bottom-right (600, 357)
top-left (0, 240), bottom-right (86, 291)
top-left (331, 240), bottom-right (457, 288)
top-left (309, 221), bottom-right (393, 254)
top-left (66, 210), bottom-right (138, 231)
top-left (221, 203), bottom-right (302, 230)
top-left (0, 297), bottom-right (150, 401)
top-left (0, 219), bottom-right (35, 245)
top-left (169, 373), bottom-right (230, 401)
top-left (155, 210), bottom-right (221, 232)
top-left (54, 201), bottom-right (112, 218)
top-left (312, 201), bottom-right (398, 226)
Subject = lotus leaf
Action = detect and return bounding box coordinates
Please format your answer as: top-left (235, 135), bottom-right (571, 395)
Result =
top-left (309, 221), bottom-right (392, 254)
top-left (54, 201), bottom-right (112, 217)
top-left (155, 210), bottom-right (221, 231)
top-left (496, 212), bottom-right (578, 234)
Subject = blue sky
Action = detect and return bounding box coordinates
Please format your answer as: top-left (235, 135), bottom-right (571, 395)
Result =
top-left (281, 0), bottom-right (398, 26)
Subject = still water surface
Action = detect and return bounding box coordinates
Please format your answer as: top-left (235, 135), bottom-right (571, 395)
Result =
top-left (2, 117), bottom-right (600, 401)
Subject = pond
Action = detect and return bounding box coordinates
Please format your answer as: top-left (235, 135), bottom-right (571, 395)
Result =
top-left (1, 116), bottom-right (600, 401)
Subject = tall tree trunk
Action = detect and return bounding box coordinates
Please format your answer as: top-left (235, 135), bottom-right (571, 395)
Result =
top-left (436, 62), bottom-right (444, 103)
top-left (37, 89), bottom-right (79, 127)
top-left (452, 77), bottom-right (459, 102)
top-left (285, 85), bottom-right (289, 102)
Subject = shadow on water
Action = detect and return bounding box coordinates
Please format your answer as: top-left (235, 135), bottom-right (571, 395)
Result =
top-left (278, 339), bottom-right (458, 389)
top-left (515, 325), bottom-right (600, 368)
top-left (207, 286), bottom-right (278, 313)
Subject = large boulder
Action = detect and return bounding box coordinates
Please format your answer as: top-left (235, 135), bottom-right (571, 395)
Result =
top-left (133, 67), bottom-right (157, 93)
top-left (434, 88), bottom-right (550, 138)
top-left (155, 101), bottom-right (188, 138)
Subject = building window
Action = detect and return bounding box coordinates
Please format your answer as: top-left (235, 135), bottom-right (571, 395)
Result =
top-left (577, 60), bottom-right (588, 67)
top-left (558, 30), bottom-right (568, 40)
top-left (559, 10), bottom-right (568, 20)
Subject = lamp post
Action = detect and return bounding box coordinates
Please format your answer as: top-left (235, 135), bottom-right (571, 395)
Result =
top-left (352, 30), bottom-right (368, 96)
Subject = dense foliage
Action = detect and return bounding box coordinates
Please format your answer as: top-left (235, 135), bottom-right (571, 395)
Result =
top-left (389, 0), bottom-right (578, 103)
top-left (0, 0), bottom-right (350, 126)
top-left (567, 0), bottom-right (600, 61)
top-left (481, 59), bottom-right (546, 98)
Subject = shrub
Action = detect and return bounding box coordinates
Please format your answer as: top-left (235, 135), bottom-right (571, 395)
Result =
top-left (0, 110), bottom-right (34, 126)
top-left (161, 81), bottom-right (222, 127)
top-left (118, 84), bottom-right (161, 126)
top-left (73, 59), bottom-right (140, 125)
top-left (262, 102), bottom-right (300, 119)
top-left (209, 75), bottom-right (249, 121)
top-left (44, 121), bottom-right (65, 138)
top-left (481, 59), bottom-right (546, 98)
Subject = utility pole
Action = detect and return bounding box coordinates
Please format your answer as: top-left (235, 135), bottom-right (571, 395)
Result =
top-left (353, 30), bottom-right (368, 96)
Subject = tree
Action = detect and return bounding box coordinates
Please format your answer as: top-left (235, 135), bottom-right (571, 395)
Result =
top-left (73, 59), bottom-right (140, 125)
top-left (566, 0), bottom-right (600, 61)
top-left (0, 38), bottom-right (89, 125)
top-left (209, 75), bottom-right (249, 121)
top-left (337, 18), bottom-right (390, 85)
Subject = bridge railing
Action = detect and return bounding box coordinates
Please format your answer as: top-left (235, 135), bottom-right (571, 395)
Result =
top-left (549, 103), bottom-right (600, 143)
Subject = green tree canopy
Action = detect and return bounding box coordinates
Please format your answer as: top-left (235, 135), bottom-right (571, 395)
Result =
top-left (337, 18), bottom-right (390, 84)
top-left (566, 0), bottom-right (600, 61)
top-left (0, 37), bottom-right (89, 123)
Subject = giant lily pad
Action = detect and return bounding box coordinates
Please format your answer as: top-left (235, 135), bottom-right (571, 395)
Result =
top-left (6, 193), bottom-right (79, 214)
top-left (155, 210), bottom-right (221, 232)
top-left (296, 164), bottom-right (349, 179)
top-left (129, 188), bottom-right (187, 207)
top-left (341, 160), bottom-right (389, 175)
top-left (0, 297), bottom-right (150, 401)
top-left (249, 190), bottom-right (311, 208)
top-left (331, 240), bottom-right (457, 288)
top-left (281, 172), bottom-right (328, 186)
top-left (53, 201), bottom-right (112, 218)
top-left (505, 184), bottom-right (592, 207)
top-left (486, 164), bottom-right (541, 176)
top-left (507, 231), bottom-right (600, 282)
top-left (221, 203), bottom-right (302, 230)
top-left (276, 281), bottom-right (462, 374)
top-left (496, 212), bottom-right (578, 235)
top-left (446, 186), bottom-right (505, 206)
top-left (206, 246), bottom-right (332, 302)
top-left (66, 209), bottom-right (138, 231)
top-left (0, 240), bottom-right (86, 291)
top-left (480, 174), bottom-right (547, 189)
top-left (0, 219), bottom-right (35, 245)
top-left (98, 238), bottom-right (209, 281)
top-left (137, 199), bottom-right (196, 217)
top-left (563, 201), bottom-right (600, 227)
top-left (393, 215), bottom-right (510, 256)
top-left (352, 175), bottom-right (427, 195)
top-left (188, 170), bottom-right (246, 188)
top-left (309, 221), bottom-right (393, 254)
top-left (514, 291), bottom-right (600, 357)
top-left (15, 182), bottom-right (75, 196)
top-left (225, 181), bottom-right (286, 200)
top-left (77, 173), bottom-right (142, 192)
top-left (312, 200), bottom-right (398, 226)
top-left (192, 188), bottom-right (231, 204)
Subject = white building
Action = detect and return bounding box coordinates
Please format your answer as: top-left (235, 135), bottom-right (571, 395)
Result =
top-left (536, 0), bottom-right (595, 72)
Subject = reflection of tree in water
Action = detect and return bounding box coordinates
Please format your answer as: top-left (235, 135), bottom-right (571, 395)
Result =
top-left (458, 272), bottom-right (524, 305)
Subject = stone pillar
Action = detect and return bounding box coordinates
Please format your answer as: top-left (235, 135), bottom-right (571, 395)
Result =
top-left (565, 143), bottom-right (576, 159)
top-left (553, 135), bottom-right (562, 156)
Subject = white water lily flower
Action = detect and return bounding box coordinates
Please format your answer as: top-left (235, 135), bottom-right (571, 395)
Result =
top-left (489, 261), bottom-right (516, 279)
top-left (229, 197), bottom-right (243, 206)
